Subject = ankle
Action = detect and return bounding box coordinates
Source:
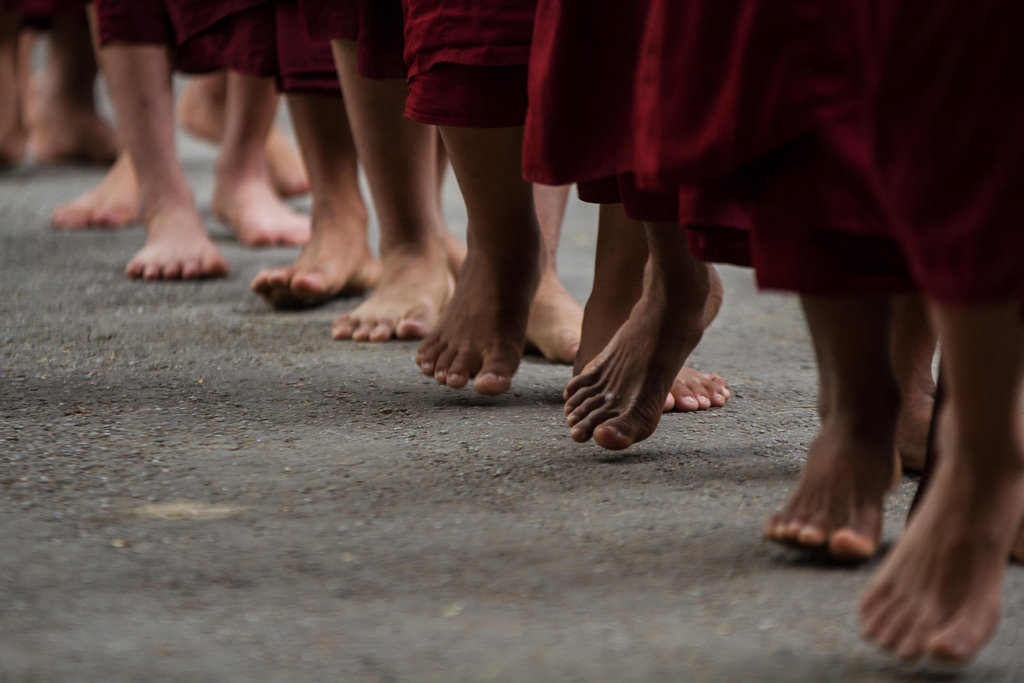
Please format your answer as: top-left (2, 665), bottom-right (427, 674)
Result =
top-left (214, 154), bottom-right (266, 187)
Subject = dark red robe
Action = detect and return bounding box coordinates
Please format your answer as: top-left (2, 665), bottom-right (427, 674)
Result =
top-left (94, 0), bottom-right (338, 94)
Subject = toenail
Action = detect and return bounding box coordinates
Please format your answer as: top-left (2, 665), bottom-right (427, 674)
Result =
top-left (682, 396), bottom-right (699, 409)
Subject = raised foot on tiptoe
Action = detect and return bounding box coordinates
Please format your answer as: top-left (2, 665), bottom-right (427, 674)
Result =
top-left (525, 270), bottom-right (583, 364)
top-left (251, 229), bottom-right (379, 308)
top-left (212, 175), bottom-right (310, 247)
top-left (333, 245), bottom-right (452, 342)
top-left (764, 422), bottom-right (899, 561)
top-left (564, 290), bottom-right (707, 450)
top-left (51, 152), bottom-right (139, 230)
top-left (126, 206), bottom-right (229, 280)
top-left (860, 453), bottom-right (1024, 663)
top-left (415, 252), bottom-right (536, 396)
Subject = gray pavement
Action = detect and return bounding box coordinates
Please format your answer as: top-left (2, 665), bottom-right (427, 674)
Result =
top-left (2, 134), bottom-right (1023, 682)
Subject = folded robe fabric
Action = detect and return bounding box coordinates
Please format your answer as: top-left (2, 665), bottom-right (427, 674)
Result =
top-left (95, 0), bottom-right (337, 94)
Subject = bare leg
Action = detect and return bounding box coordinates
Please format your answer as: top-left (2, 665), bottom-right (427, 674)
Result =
top-left (764, 296), bottom-right (900, 560)
top-left (890, 295), bottom-right (937, 472)
top-left (861, 302), bottom-right (1024, 663)
top-left (211, 72), bottom-right (310, 247)
top-left (575, 203), bottom-right (729, 411)
top-left (563, 222), bottom-right (713, 449)
top-left (176, 73), bottom-right (309, 198)
top-left (0, 9), bottom-right (26, 165)
top-left (93, 10), bottom-right (227, 280)
top-left (328, 40), bottom-right (453, 341)
top-left (416, 125), bottom-right (542, 395)
top-left (434, 135), bottom-right (467, 274)
top-left (250, 93), bottom-right (378, 307)
top-left (26, 10), bottom-right (116, 165)
top-left (523, 184), bottom-right (584, 363)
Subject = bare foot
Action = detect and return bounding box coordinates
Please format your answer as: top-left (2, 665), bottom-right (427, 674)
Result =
top-left (177, 78), bottom-right (309, 198)
top-left (416, 241), bottom-right (540, 395)
top-left (51, 152), bottom-right (140, 229)
top-left (333, 244), bottom-right (451, 341)
top-left (564, 254), bottom-right (712, 450)
top-left (860, 447), bottom-right (1024, 662)
top-left (252, 211), bottom-right (380, 308)
top-left (525, 269), bottom-right (583, 364)
top-left (126, 205), bottom-right (229, 280)
top-left (764, 416), bottom-right (899, 560)
top-left (212, 174), bottom-right (310, 247)
top-left (26, 75), bottom-right (117, 165)
top-left (576, 264), bottom-right (728, 414)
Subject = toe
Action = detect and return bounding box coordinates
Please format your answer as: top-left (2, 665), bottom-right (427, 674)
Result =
top-left (473, 351), bottom-right (518, 396)
top-left (876, 604), bottom-right (918, 652)
top-left (395, 306), bottom-right (433, 340)
top-left (446, 348), bottom-right (481, 389)
top-left (795, 520), bottom-right (829, 548)
top-left (669, 380), bottom-right (702, 412)
top-left (829, 527), bottom-right (877, 561)
top-left (332, 315), bottom-right (357, 340)
top-left (564, 380), bottom-right (601, 415)
top-left (161, 262), bottom-right (183, 280)
top-left (593, 417), bottom-right (642, 450)
top-left (928, 607), bottom-right (997, 664)
top-left (368, 321), bottom-right (397, 342)
top-left (433, 346), bottom-right (459, 385)
top-left (290, 272), bottom-right (327, 299)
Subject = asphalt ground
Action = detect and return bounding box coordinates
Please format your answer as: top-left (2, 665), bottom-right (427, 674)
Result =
top-left (2, 124), bottom-right (1023, 681)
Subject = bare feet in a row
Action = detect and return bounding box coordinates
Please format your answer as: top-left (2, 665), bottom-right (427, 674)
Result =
top-left (126, 204), bottom-right (228, 280)
top-left (564, 230), bottom-right (723, 451)
top-left (51, 77), bottom-right (312, 231)
top-left (251, 208), bottom-right (380, 308)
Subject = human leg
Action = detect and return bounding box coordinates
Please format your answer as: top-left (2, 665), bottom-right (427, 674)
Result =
top-left (415, 124), bottom-right (541, 394)
top-left (328, 39), bottom-right (453, 341)
top-left (210, 71), bottom-right (310, 247)
top-left (861, 301), bottom-right (1024, 662)
top-left (250, 91), bottom-right (378, 307)
top-left (94, 13), bottom-right (226, 279)
top-left (575, 202), bottom-right (728, 412)
top-left (563, 221), bottom-right (714, 449)
top-left (27, 8), bottom-right (116, 164)
top-left (176, 72), bottom-right (309, 197)
top-left (764, 296), bottom-right (900, 559)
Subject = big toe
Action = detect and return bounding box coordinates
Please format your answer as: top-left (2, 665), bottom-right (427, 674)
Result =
top-left (592, 419), bottom-right (641, 450)
top-left (828, 526), bottom-right (878, 561)
top-left (395, 305), bottom-right (434, 340)
top-left (928, 611), bottom-right (996, 664)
